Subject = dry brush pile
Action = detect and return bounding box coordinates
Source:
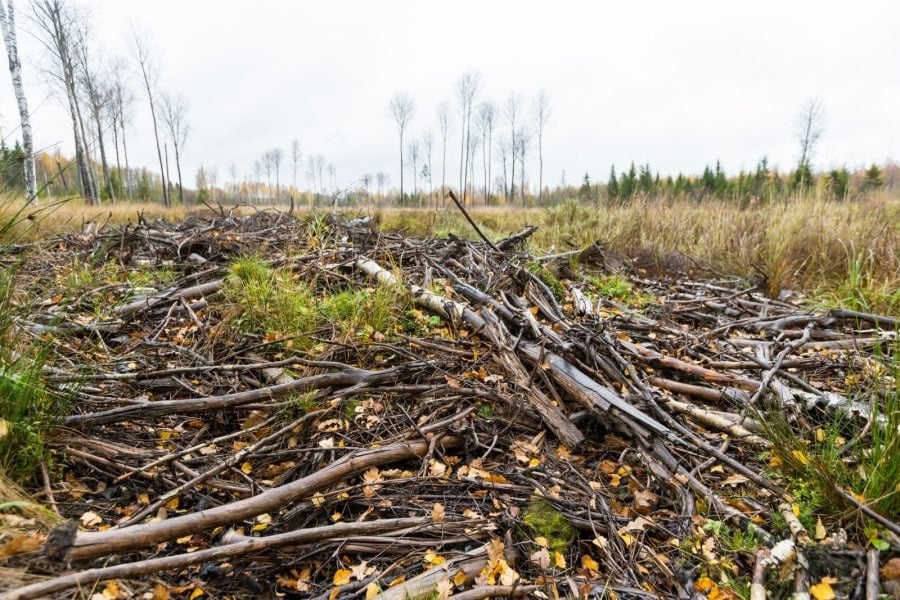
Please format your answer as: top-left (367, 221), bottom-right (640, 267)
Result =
top-left (0, 208), bottom-right (897, 599)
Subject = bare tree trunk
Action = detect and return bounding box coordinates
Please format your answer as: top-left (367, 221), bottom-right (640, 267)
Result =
top-left (0, 0), bottom-right (36, 202)
top-left (174, 145), bottom-right (184, 205)
top-left (92, 108), bottom-right (113, 201)
top-left (119, 115), bottom-right (132, 199)
top-left (164, 142), bottom-right (171, 203)
top-left (133, 32), bottom-right (169, 206)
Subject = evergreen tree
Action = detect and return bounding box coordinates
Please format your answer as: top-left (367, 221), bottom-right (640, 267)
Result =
top-left (713, 160), bottom-right (728, 197)
top-left (828, 168), bottom-right (850, 199)
top-left (607, 164), bottom-right (619, 202)
top-left (862, 163), bottom-right (883, 191)
top-left (619, 161), bottom-right (637, 200)
top-left (638, 163), bottom-right (654, 194)
top-left (579, 172), bottom-right (592, 202)
top-left (700, 165), bottom-right (716, 195)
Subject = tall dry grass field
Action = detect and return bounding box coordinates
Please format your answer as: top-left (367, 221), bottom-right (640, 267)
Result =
top-left (377, 194), bottom-right (899, 314)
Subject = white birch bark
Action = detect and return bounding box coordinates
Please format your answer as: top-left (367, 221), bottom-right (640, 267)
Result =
top-left (0, 0), bottom-right (36, 202)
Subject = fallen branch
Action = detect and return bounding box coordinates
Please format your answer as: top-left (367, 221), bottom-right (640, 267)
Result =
top-left (52, 436), bottom-right (462, 561)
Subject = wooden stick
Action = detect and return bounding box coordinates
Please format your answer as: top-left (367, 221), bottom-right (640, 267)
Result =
top-left (446, 190), bottom-right (500, 253)
top-left (3, 518), bottom-right (428, 600)
top-left (54, 436), bottom-right (461, 561)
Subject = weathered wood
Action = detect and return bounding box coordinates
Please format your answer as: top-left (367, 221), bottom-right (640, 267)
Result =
top-left (5, 519), bottom-right (428, 600)
top-left (55, 436), bottom-right (461, 561)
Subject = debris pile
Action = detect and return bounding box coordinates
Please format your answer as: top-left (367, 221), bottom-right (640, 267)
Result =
top-left (1, 208), bottom-right (896, 599)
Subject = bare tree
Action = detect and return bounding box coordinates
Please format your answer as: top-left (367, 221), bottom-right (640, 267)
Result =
top-left (375, 171), bottom-right (387, 203)
top-left (73, 19), bottom-right (116, 201)
top-left (504, 94), bottom-right (521, 203)
top-left (436, 101), bottom-right (452, 205)
top-left (497, 135), bottom-right (509, 202)
top-left (516, 127), bottom-right (532, 205)
top-left (422, 131), bottom-right (433, 208)
top-left (0, 0), bottom-right (36, 201)
top-left (290, 138), bottom-right (301, 193)
top-left (30, 0), bottom-right (96, 202)
top-left (262, 151), bottom-right (273, 200)
top-left (455, 70), bottom-right (482, 204)
top-left (388, 91), bottom-right (415, 202)
top-left (253, 159), bottom-right (262, 201)
top-left (796, 97), bottom-right (825, 176)
top-left (228, 163), bottom-right (237, 199)
top-left (476, 102), bottom-right (496, 205)
top-left (160, 92), bottom-right (189, 204)
top-left (109, 62), bottom-right (133, 198)
top-left (132, 29), bottom-right (168, 206)
top-left (532, 90), bottom-right (551, 204)
top-left (406, 138), bottom-right (420, 201)
top-left (272, 147), bottom-right (283, 201)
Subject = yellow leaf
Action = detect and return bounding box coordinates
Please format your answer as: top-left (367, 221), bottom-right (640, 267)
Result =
top-left (432, 502), bottom-right (445, 523)
top-left (333, 569), bottom-right (352, 586)
top-left (424, 549), bottom-right (445, 566)
top-left (165, 497), bottom-right (179, 510)
top-left (792, 450), bottom-right (810, 465)
top-left (581, 555), bottom-right (600, 571)
top-left (188, 589), bottom-right (204, 600)
top-left (0, 418), bottom-right (9, 438)
top-left (695, 576), bottom-right (715, 592)
top-left (240, 462), bottom-right (253, 474)
top-left (102, 580), bottom-right (120, 599)
top-left (137, 492), bottom-right (150, 505)
top-left (311, 492), bottom-right (325, 507)
top-left (453, 571), bottom-right (468, 587)
top-left (553, 551), bottom-right (567, 568)
top-left (815, 517), bottom-right (827, 541)
top-left (534, 536), bottom-right (549, 547)
top-left (815, 428), bottom-right (826, 442)
top-left (365, 583), bottom-right (381, 599)
top-left (810, 581), bottom-right (836, 600)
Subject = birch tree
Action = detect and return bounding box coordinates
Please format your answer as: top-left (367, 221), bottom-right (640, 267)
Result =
top-left (74, 22), bottom-right (115, 201)
top-left (109, 64), bottom-right (133, 198)
top-left (436, 101), bottom-right (451, 206)
top-left (532, 90), bottom-right (551, 205)
top-left (476, 102), bottom-right (496, 205)
top-left (406, 138), bottom-right (420, 200)
top-left (272, 147), bottom-right (283, 201)
top-left (160, 92), bottom-right (189, 205)
top-left (422, 131), bottom-right (433, 208)
top-left (290, 138), bottom-right (301, 192)
top-left (0, 0), bottom-right (36, 201)
top-left (388, 91), bottom-right (414, 202)
top-left (504, 94), bottom-right (521, 203)
top-left (455, 71), bottom-right (481, 204)
top-left (30, 0), bottom-right (96, 202)
top-left (132, 29), bottom-right (169, 206)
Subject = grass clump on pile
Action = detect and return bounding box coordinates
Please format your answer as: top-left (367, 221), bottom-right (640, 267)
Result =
top-left (225, 256), bottom-right (317, 347)
top-left (763, 343), bottom-right (899, 548)
top-left (225, 256), bottom-right (406, 347)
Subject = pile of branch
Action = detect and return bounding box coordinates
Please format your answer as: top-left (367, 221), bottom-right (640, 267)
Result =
top-left (1, 207), bottom-right (896, 599)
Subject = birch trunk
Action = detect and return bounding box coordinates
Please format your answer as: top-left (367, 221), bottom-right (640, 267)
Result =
top-left (0, 0), bottom-right (36, 202)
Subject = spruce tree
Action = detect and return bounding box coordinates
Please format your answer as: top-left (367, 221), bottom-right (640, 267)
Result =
top-left (607, 164), bottom-right (619, 202)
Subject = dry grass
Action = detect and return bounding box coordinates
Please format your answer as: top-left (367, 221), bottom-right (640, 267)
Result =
top-left (374, 194), bottom-right (900, 314)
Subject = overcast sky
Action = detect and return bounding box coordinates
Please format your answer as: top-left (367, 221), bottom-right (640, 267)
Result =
top-left (1, 0), bottom-right (897, 192)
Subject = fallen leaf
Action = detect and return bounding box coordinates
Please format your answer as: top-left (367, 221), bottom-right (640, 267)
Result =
top-left (364, 583), bottom-right (381, 599)
top-left (432, 502), bottom-right (445, 523)
top-left (424, 549), bottom-right (445, 566)
top-left (436, 578), bottom-right (453, 599)
top-left (553, 551), bottom-right (566, 569)
top-left (815, 517), bottom-right (827, 541)
top-left (581, 555), bottom-right (600, 572)
top-left (350, 560), bottom-right (370, 581)
top-left (80, 511), bottom-right (103, 527)
top-left (188, 589), bottom-right (205, 600)
top-left (810, 581), bottom-right (836, 600)
top-left (722, 474), bottom-right (749, 486)
top-left (333, 569), bottom-right (352, 586)
top-left (531, 547), bottom-right (551, 569)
